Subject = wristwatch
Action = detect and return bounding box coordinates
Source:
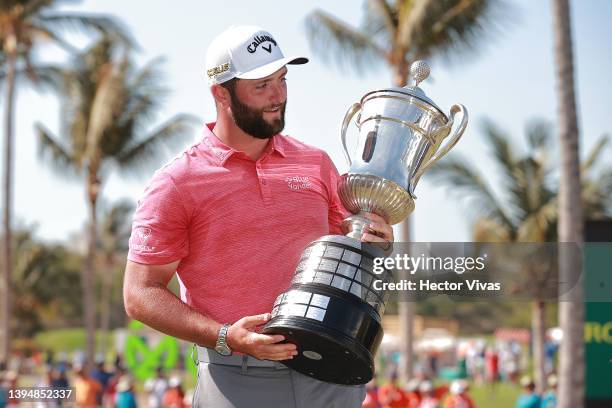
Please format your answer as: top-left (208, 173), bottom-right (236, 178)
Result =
top-left (214, 323), bottom-right (232, 356)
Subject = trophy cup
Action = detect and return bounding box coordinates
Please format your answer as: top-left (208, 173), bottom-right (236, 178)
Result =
top-left (262, 61), bottom-right (468, 385)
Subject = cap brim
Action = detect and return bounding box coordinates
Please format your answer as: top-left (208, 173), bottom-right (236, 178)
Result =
top-left (236, 56), bottom-right (309, 80)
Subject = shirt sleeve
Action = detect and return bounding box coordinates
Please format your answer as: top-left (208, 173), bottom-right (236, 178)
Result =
top-left (127, 170), bottom-right (190, 265)
top-left (322, 152), bottom-right (351, 235)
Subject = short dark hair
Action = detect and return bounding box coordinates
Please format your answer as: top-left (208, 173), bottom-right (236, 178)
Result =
top-left (220, 78), bottom-right (238, 97)
top-left (214, 78), bottom-right (238, 108)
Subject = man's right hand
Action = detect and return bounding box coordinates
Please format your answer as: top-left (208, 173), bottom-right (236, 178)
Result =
top-left (226, 313), bottom-right (298, 361)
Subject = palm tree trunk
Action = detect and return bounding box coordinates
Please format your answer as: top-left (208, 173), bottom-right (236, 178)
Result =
top-left (552, 1), bottom-right (585, 407)
top-left (532, 299), bottom-right (546, 394)
top-left (83, 174), bottom-right (100, 368)
top-left (99, 255), bottom-right (114, 353)
top-left (1, 50), bottom-right (17, 364)
top-left (393, 56), bottom-right (411, 88)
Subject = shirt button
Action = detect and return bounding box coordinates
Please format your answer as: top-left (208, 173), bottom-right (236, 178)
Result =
top-left (262, 180), bottom-right (267, 185)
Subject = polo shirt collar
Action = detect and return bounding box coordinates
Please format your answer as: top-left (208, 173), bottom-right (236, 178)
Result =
top-left (202, 122), bottom-right (286, 166)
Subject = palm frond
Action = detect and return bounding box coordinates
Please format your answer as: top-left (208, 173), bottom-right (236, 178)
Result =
top-left (427, 156), bottom-right (515, 232)
top-left (0, 62), bottom-right (64, 93)
top-left (35, 122), bottom-right (80, 178)
top-left (363, 0), bottom-right (397, 39)
top-left (36, 13), bottom-right (136, 48)
top-left (582, 169), bottom-right (612, 218)
top-left (517, 198), bottom-right (557, 242)
top-left (120, 56), bottom-right (169, 127)
top-left (413, 0), bottom-right (515, 64)
top-left (129, 56), bottom-right (166, 90)
top-left (114, 113), bottom-right (200, 175)
top-left (28, 24), bottom-right (80, 54)
top-left (481, 118), bottom-right (517, 182)
top-left (100, 57), bottom-right (169, 157)
top-left (397, 0), bottom-right (436, 54)
top-left (582, 134), bottom-right (609, 174)
top-left (304, 9), bottom-right (388, 75)
top-left (472, 217), bottom-right (511, 242)
top-left (21, 0), bottom-right (79, 18)
top-left (21, 0), bottom-right (54, 18)
top-left (525, 118), bottom-right (553, 152)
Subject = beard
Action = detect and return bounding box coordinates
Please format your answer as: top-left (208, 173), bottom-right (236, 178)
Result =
top-left (229, 92), bottom-right (286, 140)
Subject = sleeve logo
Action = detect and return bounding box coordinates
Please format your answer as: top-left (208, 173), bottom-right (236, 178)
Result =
top-left (131, 227), bottom-right (154, 252)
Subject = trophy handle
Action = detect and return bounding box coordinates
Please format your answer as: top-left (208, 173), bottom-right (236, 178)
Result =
top-left (340, 103), bottom-right (362, 165)
top-left (414, 103), bottom-right (468, 180)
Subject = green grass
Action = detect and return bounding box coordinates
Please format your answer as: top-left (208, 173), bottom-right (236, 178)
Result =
top-left (33, 328), bottom-right (114, 355)
top-left (470, 381), bottom-right (521, 408)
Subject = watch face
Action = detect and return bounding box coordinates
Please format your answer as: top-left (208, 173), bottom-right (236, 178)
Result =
top-left (215, 344), bottom-right (232, 356)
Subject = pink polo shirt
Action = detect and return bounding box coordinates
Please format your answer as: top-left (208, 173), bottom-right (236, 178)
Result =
top-left (128, 123), bottom-right (350, 324)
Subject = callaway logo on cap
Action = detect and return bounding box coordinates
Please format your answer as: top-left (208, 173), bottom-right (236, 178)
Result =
top-left (205, 25), bottom-right (308, 85)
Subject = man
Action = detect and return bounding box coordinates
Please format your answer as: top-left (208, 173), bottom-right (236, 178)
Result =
top-left (74, 366), bottom-right (102, 408)
top-left (540, 375), bottom-right (557, 408)
top-left (443, 380), bottom-right (474, 408)
top-left (123, 25), bottom-right (393, 407)
top-left (377, 371), bottom-right (408, 408)
top-left (515, 377), bottom-right (541, 408)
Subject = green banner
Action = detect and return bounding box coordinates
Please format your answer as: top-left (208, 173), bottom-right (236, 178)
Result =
top-left (584, 241), bottom-right (612, 402)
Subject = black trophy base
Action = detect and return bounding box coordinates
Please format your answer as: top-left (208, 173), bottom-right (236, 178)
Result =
top-left (264, 316), bottom-right (375, 385)
top-left (262, 283), bottom-right (383, 385)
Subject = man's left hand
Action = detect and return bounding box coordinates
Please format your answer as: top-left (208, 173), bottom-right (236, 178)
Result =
top-left (360, 212), bottom-right (394, 252)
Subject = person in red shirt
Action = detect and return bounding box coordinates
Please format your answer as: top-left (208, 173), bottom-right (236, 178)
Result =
top-left (378, 372), bottom-right (408, 408)
top-left (162, 377), bottom-right (186, 408)
top-left (405, 378), bottom-right (422, 408)
top-left (485, 347), bottom-right (499, 383)
top-left (418, 380), bottom-right (440, 408)
top-left (123, 25), bottom-right (393, 408)
top-left (362, 378), bottom-right (380, 408)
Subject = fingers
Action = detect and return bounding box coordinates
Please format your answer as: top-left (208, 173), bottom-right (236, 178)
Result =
top-left (363, 212), bottom-right (387, 224)
top-left (229, 313), bottom-right (300, 359)
top-left (361, 213), bottom-right (393, 255)
top-left (363, 213), bottom-right (394, 242)
top-left (361, 232), bottom-right (387, 243)
top-left (247, 334), bottom-right (298, 360)
top-left (249, 332), bottom-right (289, 345)
top-left (263, 350), bottom-right (299, 361)
top-left (238, 313), bottom-right (272, 329)
top-left (258, 345), bottom-right (299, 360)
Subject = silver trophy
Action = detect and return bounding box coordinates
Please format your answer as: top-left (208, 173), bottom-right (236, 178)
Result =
top-left (263, 61), bottom-right (468, 385)
top-left (339, 60), bottom-right (468, 237)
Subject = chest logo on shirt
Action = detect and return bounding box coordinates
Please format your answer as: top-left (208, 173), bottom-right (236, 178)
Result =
top-left (285, 176), bottom-right (312, 191)
top-left (132, 227), bottom-right (154, 252)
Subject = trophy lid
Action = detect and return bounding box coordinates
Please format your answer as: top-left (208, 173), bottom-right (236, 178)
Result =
top-left (387, 61), bottom-right (444, 115)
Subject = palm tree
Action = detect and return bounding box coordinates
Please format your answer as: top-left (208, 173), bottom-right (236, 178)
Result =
top-left (304, 0), bottom-right (512, 380)
top-left (9, 226), bottom-right (83, 336)
top-left (551, 0), bottom-right (584, 406)
top-left (36, 36), bottom-right (198, 367)
top-left (97, 199), bottom-right (133, 352)
top-left (427, 118), bottom-right (610, 393)
top-left (0, 0), bottom-right (131, 363)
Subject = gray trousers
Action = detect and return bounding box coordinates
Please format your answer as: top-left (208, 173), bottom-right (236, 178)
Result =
top-left (192, 361), bottom-right (365, 407)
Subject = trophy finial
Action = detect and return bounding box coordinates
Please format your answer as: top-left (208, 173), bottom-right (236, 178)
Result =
top-left (410, 60), bottom-right (430, 87)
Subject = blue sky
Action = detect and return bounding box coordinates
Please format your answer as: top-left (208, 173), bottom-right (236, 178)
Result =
top-left (3, 0), bottom-right (611, 244)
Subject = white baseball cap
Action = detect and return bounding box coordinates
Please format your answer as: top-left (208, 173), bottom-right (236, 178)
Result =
top-left (205, 25), bottom-right (308, 85)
